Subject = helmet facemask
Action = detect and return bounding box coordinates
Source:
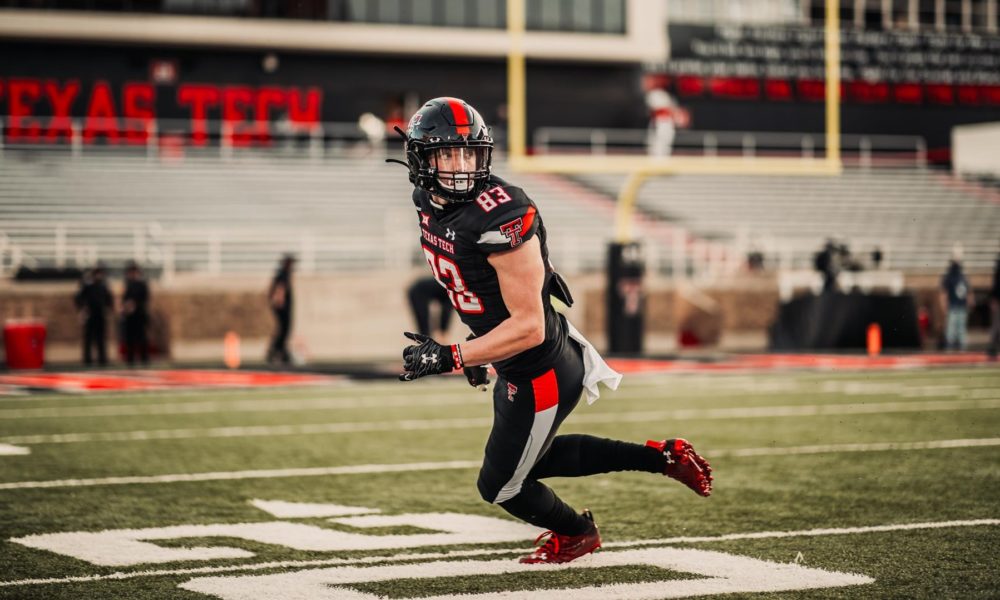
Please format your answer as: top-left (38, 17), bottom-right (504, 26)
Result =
top-left (427, 144), bottom-right (491, 199)
top-left (398, 97), bottom-right (494, 203)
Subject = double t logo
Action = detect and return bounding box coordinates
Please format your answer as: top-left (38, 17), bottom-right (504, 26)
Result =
top-left (499, 217), bottom-right (524, 247)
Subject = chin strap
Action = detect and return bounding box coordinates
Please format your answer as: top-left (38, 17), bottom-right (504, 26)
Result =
top-left (387, 126), bottom-right (415, 172)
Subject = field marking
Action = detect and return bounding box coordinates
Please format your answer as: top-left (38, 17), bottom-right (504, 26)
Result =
top-left (179, 547), bottom-right (873, 600)
top-left (0, 460), bottom-right (483, 490)
top-left (0, 394), bottom-right (481, 420)
top-left (600, 518), bottom-right (1000, 548)
top-left (2, 367), bottom-right (994, 407)
top-left (3, 398), bottom-right (997, 445)
top-left (0, 443), bottom-right (30, 456)
top-left (1, 437), bottom-right (997, 491)
top-left (712, 437), bottom-right (1000, 457)
top-left (1, 518), bottom-right (994, 588)
top-left (250, 500), bottom-right (381, 519)
top-left (12, 512), bottom-right (540, 567)
top-left (4, 383), bottom-right (997, 420)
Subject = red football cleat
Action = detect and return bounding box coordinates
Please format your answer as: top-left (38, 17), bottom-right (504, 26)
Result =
top-left (519, 509), bottom-right (602, 564)
top-left (647, 438), bottom-right (713, 497)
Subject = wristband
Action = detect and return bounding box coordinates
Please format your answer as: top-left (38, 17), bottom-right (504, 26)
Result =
top-left (450, 344), bottom-right (464, 370)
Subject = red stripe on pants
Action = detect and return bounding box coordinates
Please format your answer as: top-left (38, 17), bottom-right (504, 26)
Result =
top-left (532, 369), bottom-right (559, 413)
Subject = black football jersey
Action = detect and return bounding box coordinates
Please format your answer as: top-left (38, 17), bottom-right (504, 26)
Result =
top-left (412, 175), bottom-right (567, 378)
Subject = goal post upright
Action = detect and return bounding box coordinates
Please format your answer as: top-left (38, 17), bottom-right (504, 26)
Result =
top-left (825, 0), bottom-right (842, 172)
top-left (506, 0), bottom-right (527, 162)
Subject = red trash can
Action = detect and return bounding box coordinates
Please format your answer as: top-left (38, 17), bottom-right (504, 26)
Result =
top-left (4, 319), bottom-right (46, 370)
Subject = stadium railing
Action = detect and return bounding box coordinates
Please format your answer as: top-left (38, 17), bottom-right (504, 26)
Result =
top-left (1, 120), bottom-right (996, 277)
top-left (534, 127), bottom-right (928, 167)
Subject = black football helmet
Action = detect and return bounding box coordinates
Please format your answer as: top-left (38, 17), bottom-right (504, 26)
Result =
top-left (401, 97), bottom-right (493, 203)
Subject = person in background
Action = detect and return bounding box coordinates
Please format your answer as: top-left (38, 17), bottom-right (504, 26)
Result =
top-left (407, 276), bottom-right (454, 338)
top-left (267, 254), bottom-right (296, 366)
top-left (74, 265), bottom-right (112, 366)
top-left (122, 261), bottom-right (150, 366)
top-left (645, 88), bottom-right (689, 158)
top-left (939, 248), bottom-right (974, 351)
top-left (988, 243), bottom-right (1000, 359)
top-left (814, 238), bottom-right (841, 293)
top-left (871, 246), bottom-right (884, 270)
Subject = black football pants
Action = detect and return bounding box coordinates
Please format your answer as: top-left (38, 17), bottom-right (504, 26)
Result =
top-left (124, 314), bottom-right (148, 366)
top-left (476, 340), bottom-right (667, 536)
top-left (82, 317), bottom-right (107, 366)
top-left (268, 309), bottom-right (291, 364)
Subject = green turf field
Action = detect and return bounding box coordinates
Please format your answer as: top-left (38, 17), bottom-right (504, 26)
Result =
top-left (0, 366), bottom-right (997, 599)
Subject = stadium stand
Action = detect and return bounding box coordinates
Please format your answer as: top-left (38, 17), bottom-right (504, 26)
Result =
top-left (4, 149), bottom-right (997, 280)
top-left (0, 151), bottom-right (618, 277)
top-left (0, 151), bottom-right (1000, 282)
top-left (574, 168), bottom-right (1000, 273)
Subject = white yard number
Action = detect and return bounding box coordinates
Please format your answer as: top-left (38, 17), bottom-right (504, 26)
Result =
top-left (181, 548), bottom-right (873, 599)
top-left (8, 500), bottom-right (873, 599)
top-left (422, 247), bottom-right (484, 314)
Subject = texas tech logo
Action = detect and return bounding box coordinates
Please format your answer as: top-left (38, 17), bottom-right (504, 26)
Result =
top-left (407, 112), bottom-right (423, 134)
top-left (499, 217), bottom-right (524, 247)
top-left (507, 382), bottom-right (518, 402)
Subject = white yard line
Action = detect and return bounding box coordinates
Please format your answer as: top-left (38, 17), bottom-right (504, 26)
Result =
top-left (0, 460), bottom-right (483, 490)
top-left (1, 437), bottom-right (997, 491)
top-left (0, 394), bottom-right (480, 420)
top-left (713, 438), bottom-right (1000, 457)
top-left (598, 518), bottom-right (1000, 548)
top-left (0, 443), bottom-right (30, 456)
top-left (0, 518), bottom-right (995, 588)
top-left (3, 398), bottom-right (997, 445)
top-left (5, 385), bottom-right (995, 420)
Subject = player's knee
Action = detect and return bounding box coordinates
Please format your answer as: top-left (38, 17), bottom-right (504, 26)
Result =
top-left (476, 476), bottom-right (500, 504)
top-left (477, 466), bottom-right (513, 505)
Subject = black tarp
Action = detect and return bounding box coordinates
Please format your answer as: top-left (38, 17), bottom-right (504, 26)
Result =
top-left (769, 292), bottom-right (921, 350)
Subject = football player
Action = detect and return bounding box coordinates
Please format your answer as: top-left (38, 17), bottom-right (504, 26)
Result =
top-left (392, 97), bottom-right (712, 564)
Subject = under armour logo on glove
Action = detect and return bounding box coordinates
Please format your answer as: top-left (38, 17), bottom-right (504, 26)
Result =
top-left (399, 332), bottom-right (456, 381)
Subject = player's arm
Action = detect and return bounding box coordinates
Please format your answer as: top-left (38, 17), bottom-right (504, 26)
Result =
top-left (397, 236), bottom-right (546, 382)
top-left (459, 236), bottom-right (546, 366)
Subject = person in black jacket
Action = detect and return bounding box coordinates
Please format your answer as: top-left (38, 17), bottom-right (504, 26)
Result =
top-left (407, 276), bottom-right (454, 337)
top-left (122, 261), bottom-right (150, 366)
top-left (267, 254), bottom-right (295, 366)
top-left (74, 265), bottom-right (113, 366)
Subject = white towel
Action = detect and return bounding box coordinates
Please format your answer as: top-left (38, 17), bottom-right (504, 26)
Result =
top-left (564, 318), bottom-right (622, 404)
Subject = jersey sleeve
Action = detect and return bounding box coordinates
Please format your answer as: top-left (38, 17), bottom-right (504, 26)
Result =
top-left (473, 185), bottom-right (541, 254)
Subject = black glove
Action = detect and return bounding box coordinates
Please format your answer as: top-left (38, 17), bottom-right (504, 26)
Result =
top-left (399, 332), bottom-right (456, 381)
top-left (463, 334), bottom-right (490, 391)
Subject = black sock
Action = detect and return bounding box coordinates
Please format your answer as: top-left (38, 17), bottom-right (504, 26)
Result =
top-left (529, 434), bottom-right (666, 480)
top-left (498, 479), bottom-right (592, 536)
